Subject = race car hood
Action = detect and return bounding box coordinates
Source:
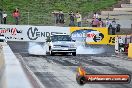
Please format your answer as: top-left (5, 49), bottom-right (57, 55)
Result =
top-left (52, 41), bottom-right (76, 46)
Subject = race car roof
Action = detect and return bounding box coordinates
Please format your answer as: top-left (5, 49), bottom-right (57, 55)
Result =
top-left (51, 33), bottom-right (69, 36)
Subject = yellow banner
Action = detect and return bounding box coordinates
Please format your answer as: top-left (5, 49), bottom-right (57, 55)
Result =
top-left (70, 27), bottom-right (109, 44)
top-left (108, 35), bottom-right (116, 45)
top-left (70, 27), bottom-right (131, 45)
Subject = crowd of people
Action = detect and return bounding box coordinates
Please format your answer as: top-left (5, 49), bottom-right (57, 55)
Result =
top-left (91, 12), bottom-right (103, 27)
top-left (52, 10), bottom-right (120, 33)
top-left (52, 10), bottom-right (82, 27)
top-left (0, 8), bottom-right (120, 33)
top-left (52, 10), bottom-right (65, 24)
top-left (90, 12), bottom-right (117, 28)
top-left (0, 8), bottom-right (20, 25)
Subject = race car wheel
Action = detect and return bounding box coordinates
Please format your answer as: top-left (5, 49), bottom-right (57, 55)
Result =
top-left (51, 52), bottom-right (54, 56)
top-left (50, 50), bottom-right (54, 56)
top-left (72, 52), bottom-right (76, 56)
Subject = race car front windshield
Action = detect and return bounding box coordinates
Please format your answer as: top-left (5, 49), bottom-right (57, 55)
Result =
top-left (51, 35), bottom-right (72, 41)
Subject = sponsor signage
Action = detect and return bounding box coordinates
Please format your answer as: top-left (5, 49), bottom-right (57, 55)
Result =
top-left (0, 25), bottom-right (69, 42)
top-left (1, 25), bottom-right (129, 45)
top-left (26, 26), bottom-right (69, 42)
top-left (27, 27), bottom-right (68, 41)
top-left (70, 27), bottom-right (108, 44)
top-left (76, 67), bottom-right (131, 85)
top-left (0, 25), bottom-right (24, 41)
top-left (0, 28), bottom-right (22, 35)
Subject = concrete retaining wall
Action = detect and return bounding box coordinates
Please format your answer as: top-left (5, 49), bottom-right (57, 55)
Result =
top-left (121, 4), bottom-right (132, 8)
top-left (0, 44), bottom-right (36, 88)
top-left (117, 20), bottom-right (132, 28)
top-left (0, 45), bottom-right (4, 72)
top-left (101, 11), bottom-right (132, 15)
top-left (113, 8), bottom-right (132, 11)
top-left (99, 15), bottom-right (132, 20)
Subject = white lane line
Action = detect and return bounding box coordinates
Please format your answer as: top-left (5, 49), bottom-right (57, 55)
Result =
top-left (16, 54), bottom-right (45, 88)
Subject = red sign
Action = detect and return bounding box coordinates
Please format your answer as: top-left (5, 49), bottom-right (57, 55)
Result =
top-left (0, 28), bottom-right (17, 35)
top-left (87, 33), bottom-right (95, 38)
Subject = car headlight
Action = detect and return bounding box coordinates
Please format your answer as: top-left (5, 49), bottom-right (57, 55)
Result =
top-left (53, 45), bottom-right (61, 48)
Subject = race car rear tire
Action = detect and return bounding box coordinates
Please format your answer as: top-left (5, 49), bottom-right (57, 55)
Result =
top-left (72, 52), bottom-right (76, 56)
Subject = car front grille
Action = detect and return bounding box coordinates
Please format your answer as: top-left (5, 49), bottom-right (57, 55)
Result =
top-left (54, 45), bottom-right (69, 47)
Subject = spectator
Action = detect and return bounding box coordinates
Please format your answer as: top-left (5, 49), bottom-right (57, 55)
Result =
top-left (76, 11), bottom-right (82, 27)
top-left (111, 18), bottom-right (121, 33)
top-left (112, 18), bottom-right (116, 23)
top-left (116, 24), bottom-right (121, 32)
top-left (86, 19), bottom-right (90, 27)
top-left (12, 8), bottom-right (20, 25)
top-left (69, 11), bottom-right (75, 26)
top-left (52, 11), bottom-right (59, 24)
top-left (2, 11), bottom-right (7, 24)
top-left (59, 10), bottom-right (64, 24)
top-left (110, 19), bottom-right (117, 35)
top-left (98, 18), bottom-right (103, 27)
top-left (91, 18), bottom-right (99, 27)
top-left (93, 12), bottom-right (99, 19)
top-left (105, 18), bottom-right (111, 27)
top-left (118, 37), bottom-right (124, 52)
top-left (0, 9), bottom-right (3, 24)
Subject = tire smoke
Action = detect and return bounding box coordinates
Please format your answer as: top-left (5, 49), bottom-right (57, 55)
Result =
top-left (76, 45), bottom-right (105, 54)
top-left (28, 42), bottom-right (46, 55)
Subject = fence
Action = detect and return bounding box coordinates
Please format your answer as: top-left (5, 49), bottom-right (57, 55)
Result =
top-left (4, 11), bottom-right (95, 27)
top-left (20, 12), bottom-right (95, 27)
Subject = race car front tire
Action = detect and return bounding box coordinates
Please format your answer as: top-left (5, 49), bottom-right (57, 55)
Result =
top-left (72, 52), bottom-right (76, 56)
top-left (50, 50), bottom-right (55, 56)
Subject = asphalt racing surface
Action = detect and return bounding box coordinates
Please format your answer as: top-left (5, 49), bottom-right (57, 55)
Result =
top-left (8, 41), bottom-right (132, 88)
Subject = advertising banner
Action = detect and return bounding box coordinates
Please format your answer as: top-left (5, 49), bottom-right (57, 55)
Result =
top-left (25, 26), bottom-right (70, 42)
top-left (70, 27), bottom-right (109, 44)
top-left (108, 35), bottom-right (116, 45)
top-left (1, 25), bottom-right (130, 45)
top-left (0, 25), bottom-right (24, 41)
top-left (0, 25), bottom-right (70, 42)
top-left (108, 35), bottom-right (132, 45)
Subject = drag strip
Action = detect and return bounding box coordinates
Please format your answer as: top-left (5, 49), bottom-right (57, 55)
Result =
top-left (8, 42), bottom-right (132, 88)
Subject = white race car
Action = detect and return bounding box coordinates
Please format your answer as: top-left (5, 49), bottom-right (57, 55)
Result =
top-left (45, 34), bottom-right (76, 56)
